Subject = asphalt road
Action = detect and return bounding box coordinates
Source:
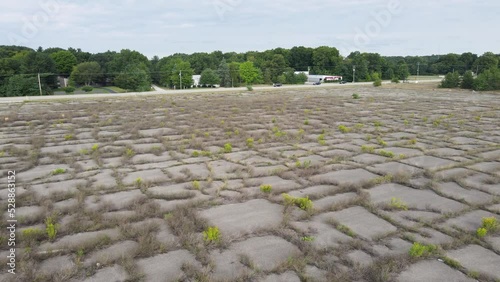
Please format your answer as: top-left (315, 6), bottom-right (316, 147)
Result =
top-left (0, 80), bottom-right (441, 104)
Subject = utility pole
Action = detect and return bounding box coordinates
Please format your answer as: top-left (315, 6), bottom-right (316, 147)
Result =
top-left (38, 73), bottom-right (43, 96)
top-left (416, 62), bottom-right (420, 83)
top-left (352, 66), bottom-right (356, 83)
top-left (179, 70), bottom-right (182, 90)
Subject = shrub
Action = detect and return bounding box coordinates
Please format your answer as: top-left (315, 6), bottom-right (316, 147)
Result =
top-left (135, 178), bottom-right (143, 188)
top-left (337, 224), bottom-right (356, 237)
top-left (440, 72), bottom-right (460, 88)
top-left (223, 143), bottom-right (232, 153)
top-left (473, 67), bottom-right (500, 91)
top-left (124, 148), bottom-right (135, 158)
top-left (352, 93), bottom-right (360, 99)
top-left (91, 144), bottom-right (99, 152)
top-left (192, 151), bottom-right (200, 157)
top-left (461, 70), bottom-right (474, 89)
top-left (373, 79), bottom-right (382, 87)
top-left (82, 85), bottom-right (94, 92)
top-left (203, 226), bottom-right (220, 243)
top-left (63, 86), bottom-right (75, 93)
top-left (409, 242), bottom-right (437, 258)
top-left (260, 184), bottom-right (272, 193)
top-left (246, 85), bottom-right (253, 91)
top-left (391, 77), bottom-right (400, 83)
top-left (304, 119), bottom-right (309, 125)
top-left (301, 236), bottom-right (315, 242)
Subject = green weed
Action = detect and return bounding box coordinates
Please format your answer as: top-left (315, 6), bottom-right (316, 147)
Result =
top-left (338, 125), bottom-right (351, 133)
top-left (408, 242), bottom-right (437, 258)
top-left (282, 193), bottom-right (313, 211)
top-left (223, 143), bottom-right (232, 153)
top-left (203, 226), bottom-right (221, 243)
top-left (52, 168), bottom-right (66, 175)
top-left (390, 198), bottom-right (408, 211)
top-left (260, 184), bottom-right (272, 193)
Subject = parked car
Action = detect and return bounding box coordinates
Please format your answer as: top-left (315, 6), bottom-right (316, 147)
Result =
top-left (313, 82), bottom-right (321, 85)
top-left (273, 83), bottom-right (282, 87)
top-left (340, 81), bottom-right (347, 84)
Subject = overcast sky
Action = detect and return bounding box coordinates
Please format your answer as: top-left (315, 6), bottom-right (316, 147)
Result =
top-left (1, 0), bottom-right (498, 58)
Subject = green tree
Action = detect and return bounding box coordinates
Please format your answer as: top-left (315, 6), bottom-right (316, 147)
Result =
top-left (168, 59), bottom-right (194, 89)
top-left (473, 67), bottom-right (500, 91)
top-left (50, 50), bottom-right (77, 76)
top-left (114, 63), bottom-right (151, 91)
top-left (69, 62), bottom-right (101, 86)
top-left (200, 68), bottom-right (220, 86)
top-left (396, 62), bottom-right (410, 81)
top-left (239, 61), bottom-right (259, 85)
top-left (268, 54), bottom-right (287, 82)
top-left (229, 62), bottom-right (241, 87)
top-left (473, 52), bottom-right (499, 74)
top-left (312, 46), bottom-right (341, 74)
top-left (2, 75), bottom-right (48, 97)
top-left (217, 59), bottom-right (231, 87)
top-left (461, 71), bottom-right (474, 89)
top-left (440, 72), bottom-right (460, 88)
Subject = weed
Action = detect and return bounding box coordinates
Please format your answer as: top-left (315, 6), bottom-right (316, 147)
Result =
top-left (352, 93), bottom-right (360, 99)
top-left (423, 117), bottom-right (428, 123)
top-left (64, 134), bottom-right (75, 141)
top-left (442, 256), bottom-right (461, 269)
top-left (476, 228), bottom-right (487, 238)
top-left (373, 175), bottom-right (393, 185)
top-left (390, 198), bottom-right (408, 211)
top-left (223, 143), bottom-right (232, 153)
top-left (272, 117), bottom-right (277, 123)
top-left (135, 178), bottom-right (143, 188)
top-left (0, 150), bottom-right (4, 157)
top-left (192, 180), bottom-right (201, 190)
top-left (355, 123), bottom-right (364, 130)
top-left (404, 120), bottom-right (409, 126)
top-left (481, 217), bottom-right (498, 231)
top-left (475, 115), bottom-right (482, 121)
top-left (192, 151), bottom-right (200, 157)
top-left (318, 134), bottom-right (325, 142)
top-left (337, 224), bottom-right (356, 237)
top-left (304, 119), bottom-right (309, 125)
top-left (52, 168), bottom-right (66, 175)
top-left (21, 228), bottom-right (45, 246)
top-left (203, 226), bottom-right (221, 243)
top-left (377, 137), bottom-right (387, 147)
top-left (378, 150), bottom-right (395, 158)
top-left (246, 138), bottom-right (254, 148)
top-left (408, 242), bottom-right (437, 258)
top-left (124, 148), bottom-right (135, 158)
top-left (301, 236), bottom-right (315, 242)
top-left (282, 193), bottom-right (313, 211)
top-left (361, 145), bottom-right (375, 153)
top-left (91, 144), bottom-right (99, 152)
top-left (374, 121), bottom-right (383, 127)
top-left (45, 216), bottom-right (59, 241)
top-left (79, 148), bottom-right (89, 155)
top-left (338, 125), bottom-right (351, 133)
top-left (296, 160), bottom-right (312, 169)
top-left (260, 184), bottom-right (272, 193)
top-left (408, 139), bottom-right (417, 145)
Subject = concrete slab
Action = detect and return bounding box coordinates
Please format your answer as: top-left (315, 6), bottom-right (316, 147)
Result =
top-left (447, 245), bottom-right (500, 279)
top-left (444, 210), bottom-right (499, 232)
top-left (291, 221), bottom-right (352, 249)
top-left (437, 182), bottom-right (492, 205)
top-left (231, 236), bottom-right (301, 272)
top-left (397, 260), bottom-right (475, 282)
top-left (310, 169), bottom-right (378, 186)
top-left (137, 250), bottom-right (200, 282)
top-left (368, 161), bottom-right (423, 176)
top-left (82, 265), bottom-right (128, 282)
top-left (402, 156), bottom-right (457, 171)
top-left (261, 271), bottom-right (301, 282)
top-left (367, 183), bottom-right (466, 213)
top-left (319, 206), bottom-right (397, 240)
top-left (201, 199), bottom-right (283, 239)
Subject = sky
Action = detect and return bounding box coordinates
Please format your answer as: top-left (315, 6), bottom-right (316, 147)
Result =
top-left (1, 0), bottom-right (499, 59)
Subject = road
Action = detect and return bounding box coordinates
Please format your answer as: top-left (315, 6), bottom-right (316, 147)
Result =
top-left (0, 80), bottom-right (441, 104)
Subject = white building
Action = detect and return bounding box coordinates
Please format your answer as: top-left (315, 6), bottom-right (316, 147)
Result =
top-left (192, 75), bottom-right (201, 87)
top-left (307, 75), bottom-right (343, 83)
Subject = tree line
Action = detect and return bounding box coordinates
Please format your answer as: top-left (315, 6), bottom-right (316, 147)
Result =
top-left (0, 45), bottom-right (499, 96)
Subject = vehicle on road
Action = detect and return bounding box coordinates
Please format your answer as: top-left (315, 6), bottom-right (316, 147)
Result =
top-left (340, 81), bottom-right (347, 84)
top-left (313, 82), bottom-right (321, 85)
top-left (273, 83), bottom-right (282, 87)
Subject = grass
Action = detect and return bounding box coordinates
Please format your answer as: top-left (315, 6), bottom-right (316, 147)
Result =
top-left (338, 125), bottom-right (351, 133)
top-left (477, 217), bottom-right (498, 237)
top-left (45, 216), bottom-right (59, 241)
top-left (192, 180), bottom-right (201, 190)
top-left (124, 148), bottom-right (136, 158)
top-left (352, 93), bottom-right (360, 99)
top-left (246, 138), bottom-right (254, 148)
top-left (64, 134), bottom-right (75, 141)
top-left (361, 145), bottom-right (375, 153)
top-left (223, 143), bottom-right (232, 153)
